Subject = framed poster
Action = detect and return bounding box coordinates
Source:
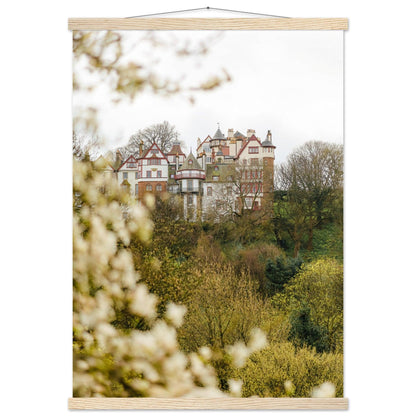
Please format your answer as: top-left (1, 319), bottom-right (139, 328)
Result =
top-left (70, 16), bottom-right (348, 410)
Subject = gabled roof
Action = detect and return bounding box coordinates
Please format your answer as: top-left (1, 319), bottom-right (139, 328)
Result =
top-left (235, 135), bottom-right (263, 159)
top-left (197, 135), bottom-right (211, 152)
top-left (178, 152), bottom-right (203, 171)
top-left (118, 155), bottom-right (138, 170)
top-left (233, 130), bottom-right (246, 139)
top-left (167, 141), bottom-right (186, 156)
top-left (140, 142), bottom-right (169, 162)
top-left (93, 155), bottom-right (115, 170)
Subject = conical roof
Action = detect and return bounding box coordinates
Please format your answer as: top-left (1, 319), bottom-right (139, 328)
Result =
top-left (212, 127), bottom-right (225, 141)
top-left (178, 152), bottom-right (202, 171)
top-left (261, 130), bottom-right (275, 147)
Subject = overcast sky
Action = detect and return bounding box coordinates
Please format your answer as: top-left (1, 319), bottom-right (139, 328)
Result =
top-left (74, 30), bottom-right (343, 164)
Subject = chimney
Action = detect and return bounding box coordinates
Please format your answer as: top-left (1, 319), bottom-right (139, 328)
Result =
top-left (228, 128), bottom-right (234, 138)
top-left (139, 140), bottom-right (144, 157)
top-left (247, 129), bottom-right (256, 138)
top-left (115, 149), bottom-right (122, 168)
top-left (202, 150), bottom-right (206, 170)
top-left (267, 130), bottom-right (272, 142)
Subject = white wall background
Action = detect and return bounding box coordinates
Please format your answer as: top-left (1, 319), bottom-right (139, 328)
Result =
top-left (1, 1), bottom-right (415, 415)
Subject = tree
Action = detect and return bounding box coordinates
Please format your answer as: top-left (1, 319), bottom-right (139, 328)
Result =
top-left (275, 141), bottom-right (343, 255)
top-left (203, 161), bottom-right (274, 244)
top-left (272, 258), bottom-right (343, 352)
top-left (288, 304), bottom-right (329, 353)
top-left (179, 262), bottom-right (270, 351)
top-left (72, 131), bottom-right (101, 160)
top-left (265, 255), bottom-right (303, 295)
top-left (128, 121), bottom-right (180, 154)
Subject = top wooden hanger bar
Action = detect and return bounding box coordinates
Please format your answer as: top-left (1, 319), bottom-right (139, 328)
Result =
top-left (68, 18), bottom-right (348, 31)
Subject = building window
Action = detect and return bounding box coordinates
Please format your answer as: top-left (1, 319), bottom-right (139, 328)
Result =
top-left (157, 170), bottom-right (162, 178)
top-left (148, 159), bottom-right (161, 165)
top-left (146, 184), bottom-right (152, 191)
top-left (156, 184), bottom-right (162, 192)
top-left (123, 172), bottom-right (128, 180)
top-left (135, 184), bottom-right (138, 195)
top-left (151, 149), bottom-right (158, 155)
top-left (207, 186), bottom-right (212, 196)
top-left (213, 176), bottom-right (219, 181)
top-left (214, 166), bottom-right (219, 171)
top-left (127, 162), bottom-right (136, 168)
top-left (170, 174), bottom-right (175, 179)
top-left (135, 172), bottom-right (139, 179)
top-left (250, 158), bottom-right (258, 165)
top-left (188, 195), bottom-right (193, 204)
top-left (189, 159), bottom-right (193, 165)
top-left (248, 147), bottom-right (259, 154)
top-left (146, 171), bottom-right (151, 178)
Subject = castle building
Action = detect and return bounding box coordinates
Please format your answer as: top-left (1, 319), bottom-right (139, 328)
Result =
top-left (108, 126), bottom-right (276, 219)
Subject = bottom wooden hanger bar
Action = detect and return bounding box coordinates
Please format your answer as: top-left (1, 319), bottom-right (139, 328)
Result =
top-left (68, 397), bottom-right (348, 410)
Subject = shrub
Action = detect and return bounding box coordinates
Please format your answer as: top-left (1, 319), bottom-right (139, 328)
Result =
top-left (239, 341), bottom-right (343, 397)
top-left (273, 258), bottom-right (343, 352)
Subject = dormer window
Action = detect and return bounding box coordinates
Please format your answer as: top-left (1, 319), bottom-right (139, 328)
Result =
top-left (189, 160), bottom-right (193, 165)
top-left (214, 166), bottom-right (219, 171)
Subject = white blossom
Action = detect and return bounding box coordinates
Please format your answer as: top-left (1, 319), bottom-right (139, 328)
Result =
top-left (166, 303), bottom-right (187, 327)
top-left (228, 379), bottom-right (243, 397)
top-left (248, 327), bottom-right (268, 352)
top-left (311, 382), bottom-right (336, 398)
top-left (226, 341), bottom-right (251, 368)
top-left (130, 284), bottom-right (157, 319)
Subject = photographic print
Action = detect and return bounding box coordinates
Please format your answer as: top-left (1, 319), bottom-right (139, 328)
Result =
top-left (72, 21), bottom-right (345, 406)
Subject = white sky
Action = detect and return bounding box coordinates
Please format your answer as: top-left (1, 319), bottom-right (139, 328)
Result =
top-left (74, 30), bottom-right (343, 164)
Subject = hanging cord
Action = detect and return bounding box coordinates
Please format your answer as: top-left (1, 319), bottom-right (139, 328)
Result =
top-left (127, 6), bottom-right (289, 19)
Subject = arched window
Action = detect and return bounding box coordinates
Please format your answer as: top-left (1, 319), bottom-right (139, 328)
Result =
top-left (156, 184), bottom-right (162, 192)
top-left (146, 184), bottom-right (152, 191)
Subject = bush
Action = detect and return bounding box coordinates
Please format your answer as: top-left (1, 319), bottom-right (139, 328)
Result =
top-left (273, 258), bottom-right (343, 352)
top-left (235, 243), bottom-right (282, 294)
top-left (265, 255), bottom-right (303, 296)
top-left (239, 341), bottom-right (343, 397)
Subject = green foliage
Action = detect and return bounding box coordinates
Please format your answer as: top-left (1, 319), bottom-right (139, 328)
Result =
top-left (265, 255), bottom-right (303, 296)
top-left (300, 222), bottom-right (343, 262)
top-left (288, 304), bottom-right (329, 353)
top-left (273, 258), bottom-right (343, 352)
top-left (239, 342), bottom-right (343, 397)
top-left (234, 243), bottom-right (281, 294)
top-left (178, 263), bottom-right (270, 351)
top-left (150, 196), bottom-right (202, 259)
top-left (136, 249), bottom-right (200, 313)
